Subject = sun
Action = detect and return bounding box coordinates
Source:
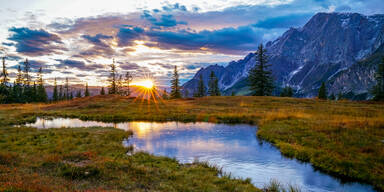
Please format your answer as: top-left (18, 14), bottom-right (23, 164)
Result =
top-left (132, 79), bottom-right (154, 89)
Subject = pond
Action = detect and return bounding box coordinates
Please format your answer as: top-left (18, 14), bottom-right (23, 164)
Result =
top-left (25, 117), bottom-right (375, 192)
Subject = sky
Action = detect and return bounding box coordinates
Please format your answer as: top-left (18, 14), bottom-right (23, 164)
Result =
top-left (0, 0), bottom-right (383, 87)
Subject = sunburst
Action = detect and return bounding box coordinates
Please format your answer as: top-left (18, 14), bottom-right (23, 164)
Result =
top-left (130, 75), bottom-right (165, 110)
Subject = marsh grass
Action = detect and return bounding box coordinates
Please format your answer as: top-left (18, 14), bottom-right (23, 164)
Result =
top-left (1, 95), bottom-right (383, 190)
top-left (0, 124), bottom-right (259, 191)
top-left (263, 179), bottom-right (301, 192)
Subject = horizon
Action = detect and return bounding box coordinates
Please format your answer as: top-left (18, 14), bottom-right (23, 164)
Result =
top-left (0, 0), bottom-right (383, 87)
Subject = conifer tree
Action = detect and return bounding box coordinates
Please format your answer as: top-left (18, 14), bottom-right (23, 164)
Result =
top-left (85, 83), bottom-right (90, 97)
top-left (170, 65), bottom-right (181, 99)
top-left (100, 87), bottom-right (105, 95)
top-left (117, 74), bottom-right (123, 95)
top-left (329, 94), bottom-right (336, 100)
top-left (0, 57), bottom-right (9, 103)
top-left (53, 78), bottom-right (58, 102)
top-left (1, 57), bottom-right (9, 85)
top-left (59, 85), bottom-right (64, 101)
top-left (108, 59), bottom-right (117, 94)
top-left (76, 89), bottom-right (82, 98)
top-left (372, 56), bottom-right (384, 101)
top-left (162, 89), bottom-right (168, 100)
top-left (65, 78), bottom-right (69, 100)
top-left (70, 92), bottom-right (74, 100)
top-left (214, 78), bottom-right (220, 96)
top-left (15, 65), bottom-right (23, 102)
top-left (337, 92), bottom-right (343, 101)
top-left (208, 71), bottom-right (220, 96)
top-left (183, 89), bottom-right (189, 98)
top-left (195, 74), bottom-right (205, 97)
top-left (125, 71), bottom-right (133, 96)
top-left (249, 44), bottom-right (274, 96)
top-left (23, 59), bottom-right (31, 86)
top-left (208, 71), bottom-right (216, 96)
top-left (318, 82), bottom-right (327, 100)
top-left (32, 81), bottom-right (37, 102)
top-left (23, 59), bottom-right (33, 102)
top-left (280, 86), bottom-right (293, 97)
top-left (36, 67), bottom-right (47, 102)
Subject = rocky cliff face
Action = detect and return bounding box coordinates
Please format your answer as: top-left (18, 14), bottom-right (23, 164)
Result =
top-left (182, 12), bottom-right (384, 98)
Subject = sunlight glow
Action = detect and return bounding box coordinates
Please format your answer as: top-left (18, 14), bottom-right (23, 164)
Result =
top-left (132, 79), bottom-right (154, 89)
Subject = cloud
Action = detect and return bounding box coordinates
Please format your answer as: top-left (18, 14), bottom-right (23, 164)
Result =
top-left (75, 33), bottom-right (115, 58)
top-left (142, 10), bottom-right (187, 28)
top-left (13, 59), bottom-right (48, 72)
top-left (117, 26), bottom-right (145, 47)
top-left (7, 27), bottom-right (66, 56)
top-left (117, 61), bottom-right (141, 70)
top-left (253, 13), bottom-right (313, 29)
top-left (56, 59), bottom-right (104, 71)
top-left (82, 33), bottom-right (112, 46)
top-left (145, 25), bottom-right (263, 53)
top-left (162, 3), bottom-right (187, 12)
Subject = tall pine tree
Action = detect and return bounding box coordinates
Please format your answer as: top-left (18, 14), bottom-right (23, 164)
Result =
top-left (0, 57), bottom-right (9, 103)
top-left (23, 59), bottom-right (33, 102)
top-left (162, 89), bottom-right (168, 100)
top-left (195, 74), bottom-right (205, 97)
top-left (1, 57), bottom-right (9, 85)
top-left (76, 89), bottom-right (82, 98)
top-left (59, 85), bottom-right (64, 101)
top-left (372, 56), bottom-right (384, 101)
top-left (280, 86), bottom-right (293, 97)
top-left (170, 65), bottom-right (181, 99)
top-left (318, 82), bottom-right (327, 100)
top-left (65, 77), bottom-right (69, 100)
top-left (208, 71), bottom-right (220, 96)
top-left (108, 59), bottom-right (117, 94)
top-left (85, 83), bottom-right (90, 97)
top-left (15, 64), bottom-right (23, 103)
top-left (100, 87), bottom-right (105, 95)
top-left (53, 78), bottom-right (58, 102)
top-left (125, 71), bottom-right (133, 96)
top-left (249, 44), bottom-right (274, 96)
top-left (36, 67), bottom-right (47, 102)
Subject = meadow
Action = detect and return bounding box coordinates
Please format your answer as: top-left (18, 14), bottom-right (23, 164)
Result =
top-left (0, 95), bottom-right (383, 191)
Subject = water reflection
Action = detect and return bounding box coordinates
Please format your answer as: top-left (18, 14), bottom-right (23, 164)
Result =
top-left (26, 118), bottom-right (375, 192)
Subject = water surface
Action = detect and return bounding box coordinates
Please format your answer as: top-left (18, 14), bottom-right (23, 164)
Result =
top-left (26, 117), bottom-right (375, 192)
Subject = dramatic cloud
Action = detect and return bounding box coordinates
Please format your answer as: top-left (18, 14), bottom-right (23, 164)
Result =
top-left (76, 33), bottom-right (115, 58)
top-left (117, 62), bottom-right (142, 71)
top-left (253, 13), bottom-right (313, 29)
top-left (56, 59), bottom-right (105, 71)
top-left (141, 5), bottom-right (187, 28)
top-left (7, 27), bottom-right (65, 56)
top-left (144, 25), bottom-right (263, 53)
top-left (117, 26), bottom-right (145, 47)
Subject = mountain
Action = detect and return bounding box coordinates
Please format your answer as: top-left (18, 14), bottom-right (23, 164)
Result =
top-left (182, 12), bottom-right (384, 98)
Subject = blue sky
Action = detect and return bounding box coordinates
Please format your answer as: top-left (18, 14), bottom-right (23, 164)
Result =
top-left (0, 0), bottom-right (383, 86)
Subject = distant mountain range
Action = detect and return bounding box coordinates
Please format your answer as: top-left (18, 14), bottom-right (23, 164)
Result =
top-left (182, 12), bottom-right (384, 99)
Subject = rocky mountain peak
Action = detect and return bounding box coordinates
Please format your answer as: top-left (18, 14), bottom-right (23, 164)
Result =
top-left (182, 12), bottom-right (384, 98)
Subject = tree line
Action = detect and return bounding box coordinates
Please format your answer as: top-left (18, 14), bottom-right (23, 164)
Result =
top-left (0, 58), bottom-right (48, 103)
top-left (0, 57), bottom-right (100, 104)
top-left (167, 66), bottom-right (221, 99)
top-left (1, 48), bottom-right (383, 103)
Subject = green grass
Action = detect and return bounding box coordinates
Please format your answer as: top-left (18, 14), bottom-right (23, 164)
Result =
top-left (1, 95), bottom-right (383, 191)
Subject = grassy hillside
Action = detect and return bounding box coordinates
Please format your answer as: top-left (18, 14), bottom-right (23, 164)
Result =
top-left (1, 95), bottom-right (384, 191)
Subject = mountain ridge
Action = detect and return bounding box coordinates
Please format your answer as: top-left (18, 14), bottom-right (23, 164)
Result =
top-left (182, 12), bottom-right (384, 98)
